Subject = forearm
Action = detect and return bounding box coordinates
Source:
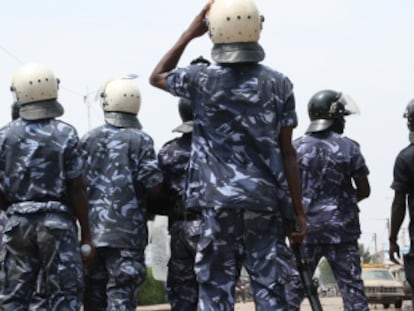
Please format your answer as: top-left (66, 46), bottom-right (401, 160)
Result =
top-left (149, 3), bottom-right (209, 90)
top-left (68, 177), bottom-right (92, 242)
top-left (149, 32), bottom-right (193, 89)
top-left (283, 149), bottom-right (305, 218)
top-left (389, 195), bottom-right (406, 242)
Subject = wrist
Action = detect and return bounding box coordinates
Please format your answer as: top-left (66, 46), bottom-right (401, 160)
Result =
top-left (389, 236), bottom-right (397, 243)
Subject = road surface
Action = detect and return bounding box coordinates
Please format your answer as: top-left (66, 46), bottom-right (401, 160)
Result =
top-left (138, 297), bottom-right (413, 310)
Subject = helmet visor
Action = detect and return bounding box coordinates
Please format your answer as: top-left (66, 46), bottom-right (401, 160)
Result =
top-left (338, 93), bottom-right (360, 115)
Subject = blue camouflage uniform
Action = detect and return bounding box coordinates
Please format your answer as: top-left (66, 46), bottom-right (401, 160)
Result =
top-left (0, 120), bottom-right (47, 311)
top-left (289, 131), bottom-right (370, 311)
top-left (0, 125), bottom-right (8, 246)
top-left (81, 124), bottom-right (163, 311)
top-left (158, 132), bottom-right (201, 311)
top-left (166, 63), bottom-right (297, 310)
top-left (0, 119), bottom-right (85, 311)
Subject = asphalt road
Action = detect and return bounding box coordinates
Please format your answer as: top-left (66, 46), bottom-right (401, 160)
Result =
top-left (137, 297), bottom-right (414, 311)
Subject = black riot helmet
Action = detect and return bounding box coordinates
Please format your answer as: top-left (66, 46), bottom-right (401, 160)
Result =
top-left (306, 89), bottom-right (355, 134)
top-left (171, 56), bottom-right (210, 133)
top-left (173, 98), bottom-right (193, 133)
top-left (404, 99), bottom-right (414, 131)
top-left (190, 56), bottom-right (211, 66)
top-left (178, 98), bottom-right (193, 123)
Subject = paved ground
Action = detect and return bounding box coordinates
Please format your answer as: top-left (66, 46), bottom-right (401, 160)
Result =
top-left (137, 297), bottom-right (413, 311)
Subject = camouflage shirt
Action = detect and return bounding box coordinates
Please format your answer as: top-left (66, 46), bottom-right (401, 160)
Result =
top-left (81, 124), bottom-right (163, 249)
top-left (166, 63), bottom-right (297, 213)
top-left (0, 119), bottom-right (84, 215)
top-left (294, 131), bottom-right (370, 244)
top-left (158, 133), bottom-right (191, 197)
top-left (391, 143), bottom-right (414, 241)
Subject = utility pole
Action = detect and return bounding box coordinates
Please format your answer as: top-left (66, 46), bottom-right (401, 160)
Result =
top-left (84, 88), bottom-right (91, 131)
top-left (373, 233), bottom-right (378, 263)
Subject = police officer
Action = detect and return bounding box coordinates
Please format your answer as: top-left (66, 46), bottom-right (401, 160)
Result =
top-left (389, 99), bottom-right (414, 308)
top-left (0, 62), bottom-right (94, 310)
top-left (290, 90), bottom-right (370, 311)
top-left (149, 0), bottom-right (307, 309)
top-left (4, 100), bottom-right (48, 311)
top-left (81, 78), bottom-right (164, 310)
top-left (0, 102), bottom-right (18, 248)
top-left (158, 97), bottom-right (201, 311)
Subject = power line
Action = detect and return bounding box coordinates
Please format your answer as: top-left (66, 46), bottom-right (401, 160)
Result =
top-left (0, 44), bottom-right (24, 64)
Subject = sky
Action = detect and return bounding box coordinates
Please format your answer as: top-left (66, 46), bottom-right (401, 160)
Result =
top-left (1, 0), bottom-right (414, 255)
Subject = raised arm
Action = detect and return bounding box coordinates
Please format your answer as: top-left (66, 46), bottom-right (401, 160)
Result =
top-left (149, 3), bottom-right (210, 91)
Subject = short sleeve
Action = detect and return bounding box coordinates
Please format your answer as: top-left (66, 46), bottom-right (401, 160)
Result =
top-left (391, 153), bottom-right (411, 193)
top-left (280, 77), bottom-right (298, 128)
top-left (350, 142), bottom-right (370, 179)
top-left (64, 129), bottom-right (85, 179)
top-left (132, 134), bottom-right (163, 189)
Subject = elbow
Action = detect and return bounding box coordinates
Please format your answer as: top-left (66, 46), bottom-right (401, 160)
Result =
top-left (357, 185), bottom-right (370, 201)
top-left (149, 75), bottom-right (157, 87)
top-left (149, 73), bottom-right (166, 90)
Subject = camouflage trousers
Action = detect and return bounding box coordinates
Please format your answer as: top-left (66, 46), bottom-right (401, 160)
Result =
top-left (0, 210), bottom-right (7, 246)
top-left (283, 256), bottom-right (302, 311)
top-left (83, 247), bottom-right (146, 311)
top-left (195, 208), bottom-right (293, 311)
top-left (286, 241), bottom-right (369, 311)
top-left (0, 212), bottom-right (84, 311)
top-left (167, 220), bottom-right (201, 311)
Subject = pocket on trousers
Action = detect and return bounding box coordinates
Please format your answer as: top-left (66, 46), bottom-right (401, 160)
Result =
top-left (194, 235), bottom-right (214, 283)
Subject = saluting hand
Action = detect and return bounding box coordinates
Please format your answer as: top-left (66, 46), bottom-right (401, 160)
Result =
top-left (184, 2), bottom-right (210, 40)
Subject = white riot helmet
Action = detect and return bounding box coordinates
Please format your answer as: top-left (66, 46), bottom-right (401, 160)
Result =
top-left (11, 63), bottom-right (63, 120)
top-left (101, 78), bottom-right (142, 128)
top-left (206, 0), bottom-right (265, 63)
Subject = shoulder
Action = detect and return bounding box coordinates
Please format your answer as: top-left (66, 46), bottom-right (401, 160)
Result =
top-left (81, 124), bottom-right (106, 141)
top-left (54, 119), bottom-right (76, 130)
top-left (396, 143), bottom-right (414, 161)
top-left (258, 64), bottom-right (293, 85)
top-left (159, 137), bottom-right (180, 154)
top-left (341, 135), bottom-right (361, 147)
top-left (294, 134), bottom-right (315, 146)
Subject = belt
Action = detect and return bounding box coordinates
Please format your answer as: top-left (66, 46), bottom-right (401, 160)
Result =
top-left (175, 212), bottom-right (201, 222)
top-left (10, 196), bottom-right (65, 204)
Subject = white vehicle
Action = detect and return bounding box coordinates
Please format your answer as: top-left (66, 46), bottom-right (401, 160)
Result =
top-left (362, 265), bottom-right (404, 309)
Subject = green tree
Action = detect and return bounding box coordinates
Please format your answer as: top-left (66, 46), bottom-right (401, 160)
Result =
top-left (359, 243), bottom-right (374, 264)
top-left (138, 267), bottom-right (167, 305)
top-left (318, 258), bottom-right (335, 285)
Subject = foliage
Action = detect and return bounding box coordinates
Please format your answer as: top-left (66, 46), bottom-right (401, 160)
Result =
top-left (138, 267), bottom-right (167, 305)
top-left (359, 243), bottom-right (374, 263)
top-left (318, 257), bottom-right (335, 285)
top-left (317, 243), bottom-right (375, 286)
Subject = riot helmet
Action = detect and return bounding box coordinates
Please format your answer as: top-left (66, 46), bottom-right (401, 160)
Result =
top-left (190, 56), bottom-right (211, 66)
top-left (173, 98), bottom-right (193, 133)
top-left (11, 63), bottom-right (63, 120)
top-left (100, 78), bottom-right (142, 128)
top-left (206, 0), bottom-right (265, 63)
top-left (306, 89), bottom-right (358, 134)
top-left (403, 99), bottom-right (414, 131)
